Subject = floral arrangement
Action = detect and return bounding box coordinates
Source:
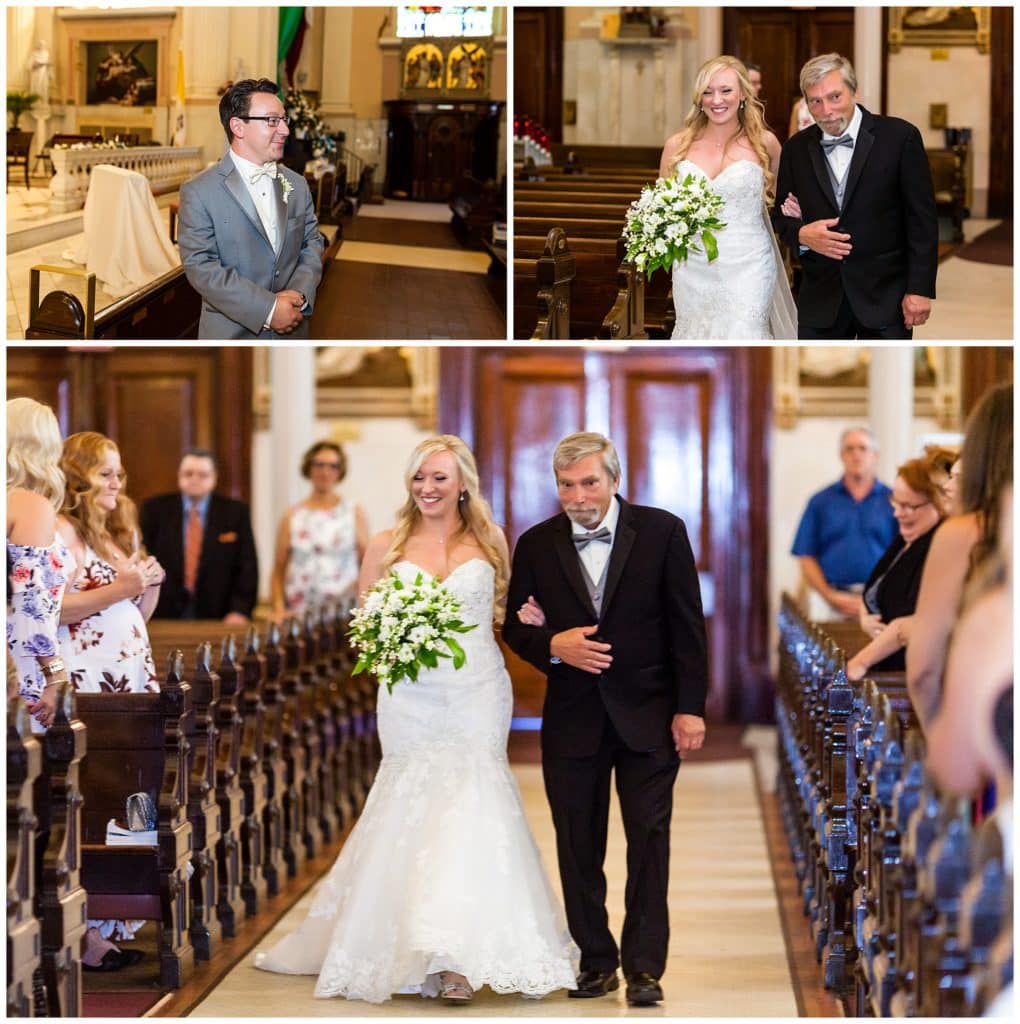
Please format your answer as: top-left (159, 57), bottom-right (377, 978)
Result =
top-left (52, 139), bottom-right (130, 151)
top-left (283, 87), bottom-right (337, 159)
top-left (348, 571), bottom-right (477, 693)
top-left (278, 175), bottom-right (294, 205)
top-left (623, 173), bottom-right (727, 278)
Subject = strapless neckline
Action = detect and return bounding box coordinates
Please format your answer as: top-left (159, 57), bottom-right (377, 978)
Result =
top-left (392, 558), bottom-right (493, 584)
top-left (676, 157), bottom-right (763, 182)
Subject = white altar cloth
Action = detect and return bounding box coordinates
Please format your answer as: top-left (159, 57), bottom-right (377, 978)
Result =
top-left (65, 164), bottom-right (179, 298)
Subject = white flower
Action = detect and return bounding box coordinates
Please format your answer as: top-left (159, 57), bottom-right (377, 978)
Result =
top-left (278, 173), bottom-right (294, 205)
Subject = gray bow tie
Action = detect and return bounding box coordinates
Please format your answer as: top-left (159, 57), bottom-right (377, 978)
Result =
top-left (573, 527), bottom-right (612, 550)
top-left (821, 134), bottom-right (854, 153)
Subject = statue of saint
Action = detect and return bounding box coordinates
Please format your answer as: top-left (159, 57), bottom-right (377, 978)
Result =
top-left (28, 40), bottom-right (53, 107)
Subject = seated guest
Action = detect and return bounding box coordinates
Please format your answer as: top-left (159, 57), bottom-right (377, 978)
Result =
top-left (178, 77), bottom-right (323, 339)
top-left (270, 441), bottom-right (368, 619)
top-left (56, 430), bottom-right (165, 969)
top-left (846, 446), bottom-right (957, 679)
top-left (791, 426), bottom-right (897, 620)
top-left (140, 449), bottom-right (258, 623)
top-left (907, 382), bottom-right (1012, 729)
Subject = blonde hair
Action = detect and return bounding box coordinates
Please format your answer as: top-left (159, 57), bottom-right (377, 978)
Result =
top-left (7, 397), bottom-right (66, 511)
top-left (800, 52), bottom-right (858, 96)
top-left (670, 55), bottom-right (775, 204)
top-left (553, 432), bottom-right (621, 482)
top-left (382, 435), bottom-right (509, 620)
top-left (60, 432), bottom-right (140, 561)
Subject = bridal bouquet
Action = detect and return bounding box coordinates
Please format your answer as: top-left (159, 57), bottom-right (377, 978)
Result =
top-left (348, 571), bottom-right (477, 693)
top-left (623, 173), bottom-right (727, 278)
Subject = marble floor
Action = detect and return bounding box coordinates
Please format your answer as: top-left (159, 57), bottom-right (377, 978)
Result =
top-left (192, 758), bottom-right (798, 1018)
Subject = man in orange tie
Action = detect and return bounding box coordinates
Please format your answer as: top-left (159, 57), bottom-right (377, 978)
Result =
top-left (140, 449), bottom-right (259, 622)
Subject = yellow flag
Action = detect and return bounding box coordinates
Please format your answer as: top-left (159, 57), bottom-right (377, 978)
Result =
top-left (173, 48), bottom-right (186, 146)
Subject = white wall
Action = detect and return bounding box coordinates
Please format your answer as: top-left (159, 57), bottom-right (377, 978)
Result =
top-left (252, 416), bottom-right (432, 604)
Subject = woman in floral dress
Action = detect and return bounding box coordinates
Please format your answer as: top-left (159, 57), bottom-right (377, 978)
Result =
top-left (271, 440), bottom-right (368, 617)
top-left (56, 432), bottom-right (164, 694)
top-left (7, 406), bottom-right (145, 972)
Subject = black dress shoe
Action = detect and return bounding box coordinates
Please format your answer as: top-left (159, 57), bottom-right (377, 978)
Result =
top-left (81, 948), bottom-right (144, 972)
top-left (625, 972), bottom-right (663, 1005)
top-left (568, 968), bottom-right (620, 998)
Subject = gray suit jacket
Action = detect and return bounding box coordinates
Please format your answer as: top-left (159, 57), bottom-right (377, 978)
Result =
top-left (178, 150), bottom-right (324, 339)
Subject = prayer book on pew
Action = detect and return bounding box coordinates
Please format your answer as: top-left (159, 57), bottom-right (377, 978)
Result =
top-left (105, 818), bottom-right (157, 846)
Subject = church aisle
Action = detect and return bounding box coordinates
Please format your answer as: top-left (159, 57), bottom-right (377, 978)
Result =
top-left (191, 759), bottom-right (798, 1017)
top-left (309, 196), bottom-right (505, 340)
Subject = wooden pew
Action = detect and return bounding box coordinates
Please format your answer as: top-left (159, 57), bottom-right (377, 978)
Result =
top-left (36, 683), bottom-right (88, 1018)
top-left (777, 592), bottom-right (1011, 1017)
top-left (7, 698), bottom-right (43, 1018)
top-left (76, 656), bottom-right (195, 990)
top-left (182, 643), bottom-right (223, 961)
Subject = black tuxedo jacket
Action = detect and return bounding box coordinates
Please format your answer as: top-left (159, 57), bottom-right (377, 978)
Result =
top-left (502, 497), bottom-right (708, 758)
top-left (140, 492), bottom-right (259, 619)
top-left (771, 106), bottom-right (938, 330)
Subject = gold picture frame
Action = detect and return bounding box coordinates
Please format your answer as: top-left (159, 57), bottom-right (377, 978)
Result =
top-left (399, 37), bottom-right (492, 99)
top-left (773, 347), bottom-right (961, 428)
top-left (888, 7), bottom-right (990, 54)
top-left (254, 347), bottom-right (438, 430)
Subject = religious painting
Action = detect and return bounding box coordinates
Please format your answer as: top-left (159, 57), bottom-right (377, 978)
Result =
top-left (773, 348), bottom-right (959, 428)
top-left (253, 348), bottom-right (438, 429)
top-left (402, 42), bottom-right (445, 92)
top-left (446, 41), bottom-right (489, 92)
top-left (888, 7), bottom-right (990, 53)
top-left (85, 40), bottom-right (158, 105)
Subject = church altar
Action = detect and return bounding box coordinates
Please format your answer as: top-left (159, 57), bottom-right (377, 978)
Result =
top-left (49, 145), bottom-right (202, 214)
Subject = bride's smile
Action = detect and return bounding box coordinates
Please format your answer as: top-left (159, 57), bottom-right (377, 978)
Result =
top-left (411, 451), bottom-right (460, 518)
top-left (700, 69), bottom-right (741, 126)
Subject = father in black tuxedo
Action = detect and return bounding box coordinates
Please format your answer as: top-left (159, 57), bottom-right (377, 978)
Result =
top-left (140, 449), bottom-right (259, 622)
top-left (772, 52), bottom-right (938, 339)
top-left (502, 432), bottom-right (708, 1006)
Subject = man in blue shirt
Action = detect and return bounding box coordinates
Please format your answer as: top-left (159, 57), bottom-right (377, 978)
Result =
top-left (791, 427), bottom-right (897, 618)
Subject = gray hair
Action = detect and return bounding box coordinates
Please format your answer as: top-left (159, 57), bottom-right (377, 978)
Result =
top-left (800, 53), bottom-right (858, 96)
top-left (552, 432), bottom-right (621, 482)
top-left (839, 426), bottom-right (878, 453)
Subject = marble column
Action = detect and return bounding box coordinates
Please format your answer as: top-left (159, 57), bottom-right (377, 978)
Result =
top-left (269, 346), bottom-right (316, 527)
top-left (320, 6), bottom-right (355, 118)
top-left (696, 7), bottom-right (723, 68)
top-left (853, 5), bottom-right (884, 109)
top-left (868, 347), bottom-right (914, 480)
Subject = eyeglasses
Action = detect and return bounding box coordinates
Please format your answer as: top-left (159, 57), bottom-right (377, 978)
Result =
top-left (242, 115), bottom-right (290, 128)
top-left (310, 460), bottom-right (342, 470)
top-left (889, 498), bottom-right (931, 513)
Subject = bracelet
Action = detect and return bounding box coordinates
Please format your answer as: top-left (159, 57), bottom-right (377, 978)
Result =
top-left (41, 656), bottom-right (66, 677)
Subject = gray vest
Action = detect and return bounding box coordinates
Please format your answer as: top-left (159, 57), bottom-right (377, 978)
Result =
top-left (578, 550), bottom-right (612, 618)
top-left (823, 148), bottom-right (851, 210)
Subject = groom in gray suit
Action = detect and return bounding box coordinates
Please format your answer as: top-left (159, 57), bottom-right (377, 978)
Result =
top-left (179, 78), bottom-right (323, 339)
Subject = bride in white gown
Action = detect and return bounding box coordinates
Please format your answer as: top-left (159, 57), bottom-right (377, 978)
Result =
top-left (659, 55), bottom-right (797, 340)
top-left (254, 435), bottom-right (578, 1004)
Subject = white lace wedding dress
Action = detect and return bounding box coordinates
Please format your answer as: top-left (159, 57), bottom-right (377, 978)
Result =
top-left (254, 559), bottom-right (578, 1002)
top-left (670, 158), bottom-right (796, 340)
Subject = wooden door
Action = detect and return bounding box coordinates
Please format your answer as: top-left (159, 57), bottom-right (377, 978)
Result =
top-left (440, 347), bottom-right (771, 723)
top-left (514, 6), bottom-right (564, 143)
top-left (6, 347), bottom-right (252, 503)
top-left (723, 6), bottom-right (855, 142)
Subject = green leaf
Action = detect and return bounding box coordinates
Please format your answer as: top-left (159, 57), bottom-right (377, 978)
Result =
top-left (421, 649), bottom-right (438, 669)
top-left (702, 230), bottom-right (719, 262)
top-left (446, 636), bottom-right (467, 670)
top-left (353, 655), bottom-right (369, 676)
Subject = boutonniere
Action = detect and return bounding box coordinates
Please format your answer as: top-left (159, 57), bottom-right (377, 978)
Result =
top-left (278, 173), bottom-right (294, 205)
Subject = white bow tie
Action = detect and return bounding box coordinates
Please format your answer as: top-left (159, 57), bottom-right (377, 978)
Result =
top-left (249, 162), bottom-right (277, 185)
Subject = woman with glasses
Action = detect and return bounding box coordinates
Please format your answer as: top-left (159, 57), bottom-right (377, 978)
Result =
top-left (846, 445), bottom-right (957, 679)
top-left (271, 441), bottom-right (368, 618)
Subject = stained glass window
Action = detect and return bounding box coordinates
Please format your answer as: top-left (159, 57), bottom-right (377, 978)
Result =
top-left (396, 5), bottom-right (494, 39)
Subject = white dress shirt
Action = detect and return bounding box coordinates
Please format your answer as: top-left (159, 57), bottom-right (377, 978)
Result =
top-left (821, 103), bottom-right (862, 184)
top-left (228, 149), bottom-right (283, 330)
top-left (572, 495), bottom-right (620, 583)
